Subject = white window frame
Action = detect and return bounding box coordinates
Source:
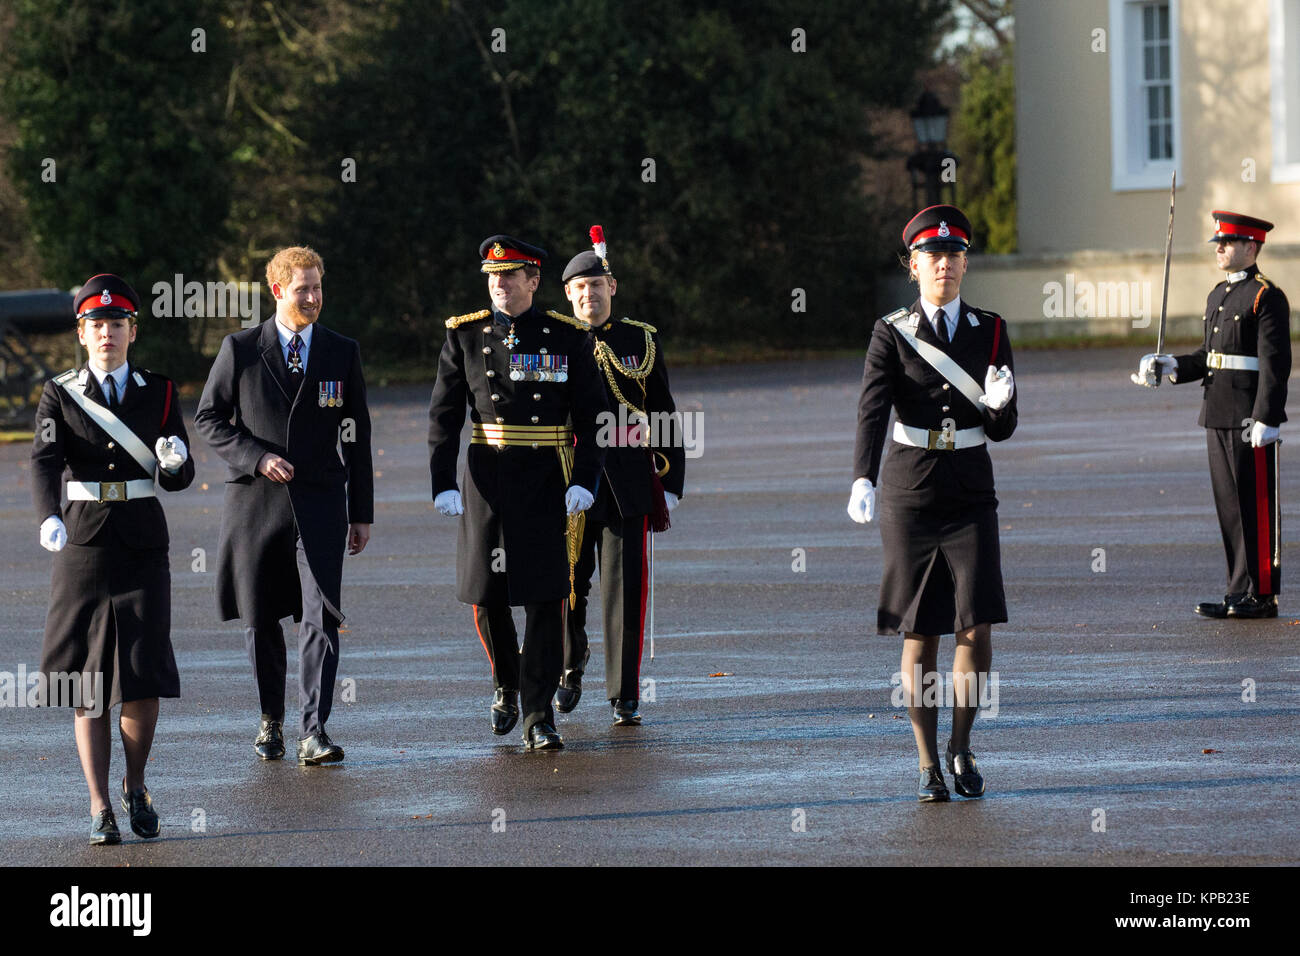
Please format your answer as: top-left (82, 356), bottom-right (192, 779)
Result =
top-left (1270, 0), bottom-right (1300, 183)
top-left (1109, 0), bottom-right (1182, 191)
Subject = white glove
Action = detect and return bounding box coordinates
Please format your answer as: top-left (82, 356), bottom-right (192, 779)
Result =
top-left (847, 477), bottom-right (875, 524)
top-left (979, 365), bottom-right (1015, 410)
top-left (664, 491), bottom-right (679, 512)
top-left (565, 485), bottom-right (594, 515)
top-left (155, 435), bottom-right (188, 473)
top-left (40, 515), bottom-right (67, 552)
top-left (1131, 353), bottom-right (1177, 387)
top-left (434, 489), bottom-right (463, 516)
top-left (1250, 421), bottom-right (1280, 447)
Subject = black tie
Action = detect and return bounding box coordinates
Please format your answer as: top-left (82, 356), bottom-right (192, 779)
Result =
top-left (937, 310), bottom-right (950, 345)
top-left (288, 334), bottom-right (304, 375)
top-left (104, 375), bottom-right (118, 407)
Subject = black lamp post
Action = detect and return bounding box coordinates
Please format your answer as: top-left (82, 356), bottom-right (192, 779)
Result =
top-left (906, 91), bottom-right (958, 209)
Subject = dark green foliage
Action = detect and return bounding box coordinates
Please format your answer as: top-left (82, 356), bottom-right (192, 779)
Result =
top-left (3, 0), bottom-right (949, 367)
top-left (1, 0), bottom-right (233, 375)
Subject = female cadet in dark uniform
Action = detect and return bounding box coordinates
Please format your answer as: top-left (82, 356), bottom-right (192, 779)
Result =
top-left (848, 206), bottom-right (1017, 802)
top-left (31, 274), bottom-right (195, 843)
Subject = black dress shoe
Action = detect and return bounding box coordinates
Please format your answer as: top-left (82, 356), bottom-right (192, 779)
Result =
top-left (1227, 594), bottom-right (1278, 619)
top-left (524, 722), bottom-right (564, 751)
top-left (254, 715), bottom-right (285, 760)
top-left (297, 730), bottom-right (344, 766)
top-left (555, 669), bottom-right (583, 713)
top-left (89, 808), bottom-right (121, 846)
top-left (1195, 600), bottom-right (1230, 619)
top-left (491, 688), bottom-right (520, 735)
top-left (946, 741), bottom-right (986, 798)
top-left (917, 766), bottom-right (950, 803)
top-left (121, 779), bottom-right (161, 838)
top-left (611, 699), bottom-right (642, 726)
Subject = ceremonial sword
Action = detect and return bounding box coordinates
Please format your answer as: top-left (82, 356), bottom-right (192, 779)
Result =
top-left (1152, 170), bottom-right (1177, 386)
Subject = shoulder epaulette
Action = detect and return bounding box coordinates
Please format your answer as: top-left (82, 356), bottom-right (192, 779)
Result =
top-left (546, 309), bottom-right (591, 332)
top-left (1254, 274), bottom-right (1274, 312)
top-left (445, 309), bottom-right (490, 329)
top-left (880, 308), bottom-right (910, 325)
top-left (619, 317), bottom-right (658, 334)
top-left (53, 369), bottom-right (78, 386)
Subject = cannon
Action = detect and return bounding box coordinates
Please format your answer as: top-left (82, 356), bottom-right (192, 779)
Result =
top-left (0, 289), bottom-right (74, 427)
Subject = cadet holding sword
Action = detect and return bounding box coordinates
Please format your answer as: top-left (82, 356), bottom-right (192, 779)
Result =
top-left (1133, 211), bottom-right (1291, 619)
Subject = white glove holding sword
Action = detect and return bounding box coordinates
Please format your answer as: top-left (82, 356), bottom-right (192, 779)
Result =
top-left (1132, 353), bottom-right (1178, 387)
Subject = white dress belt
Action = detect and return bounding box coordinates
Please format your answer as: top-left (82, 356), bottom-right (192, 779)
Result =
top-left (892, 421), bottom-right (986, 451)
top-left (1206, 351), bottom-right (1260, 371)
top-left (67, 479), bottom-right (156, 502)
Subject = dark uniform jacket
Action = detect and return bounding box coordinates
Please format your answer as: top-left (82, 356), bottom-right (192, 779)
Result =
top-left (1173, 265), bottom-right (1291, 429)
top-left (585, 316), bottom-right (685, 522)
top-left (854, 298), bottom-right (1017, 508)
top-left (427, 305), bottom-right (610, 605)
top-left (32, 364), bottom-right (195, 548)
top-left (194, 319), bottom-right (374, 624)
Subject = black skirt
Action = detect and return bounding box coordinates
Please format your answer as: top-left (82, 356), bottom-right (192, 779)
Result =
top-left (39, 531), bottom-right (179, 711)
top-left (876, 494), bottom-right (1007, 636)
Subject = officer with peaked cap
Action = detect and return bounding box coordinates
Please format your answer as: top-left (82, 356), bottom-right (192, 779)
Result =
top-left (848, 205), bottom-right (1017, 802)
top-left (32, 273), bottom-right (195, 844)
top-left (1134, 211), bottom-right (1291, 618)
top-left (554, 226), bottom-right (686, 727)
top-left (428, 235), bottom-right (610, 750)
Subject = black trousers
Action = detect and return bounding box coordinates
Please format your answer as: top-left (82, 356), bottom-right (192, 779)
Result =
top-left (563, 513), bottom-right (649, 702)
top-left (243, 535), bottom-right (339, 738)
top-left (1207, 427), bottom-right (1281, 597)
top-left (474, 600), bottom-right (563, 733)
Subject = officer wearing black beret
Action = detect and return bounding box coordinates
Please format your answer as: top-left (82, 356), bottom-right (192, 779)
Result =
top-left (32, 273), bottom-right (194, 843)
top-left (428, 235), bottom-right (610, 749)
top-left (1134, 211), bottom-right (1291, 618)
top-left (554, 226), bottom-right (685, 726)
top-left (849, 205), bottom-right (1017, 802)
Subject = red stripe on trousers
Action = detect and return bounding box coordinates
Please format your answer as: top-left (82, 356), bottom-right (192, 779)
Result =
top-left (636, 517), bottom-right (649, 685)
top-left (1255, 447), bottom-right (1272, 595)
top-left (472, 605), bottom-right (494, 667)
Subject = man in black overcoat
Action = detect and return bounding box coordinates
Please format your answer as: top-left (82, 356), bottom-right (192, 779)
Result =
top-left (195, 246), bottom-right (373, 765)
top-left (554, 227), bottom-right (686, 726)
top-left (1135, 211), bottom-right (1291, 619)
top-left (427, 235), bottom-right (609, 750)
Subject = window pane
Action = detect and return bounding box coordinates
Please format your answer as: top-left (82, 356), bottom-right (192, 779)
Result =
top-left (1145, 45), bottom-right (1155, 79)
top-left (1149, 124), bottom-right (1161, 160)
top-left (1162, 122), bottom-right (1173, 159)
top-left (1162, 85), bottom-right (1172, 117)
top-left (1159, 4), bottom-right (1169, 40)
top-left (1159, 44), bottom-right (1170, 79)
top-left (1144, 4), bottom-right (1154, 36)
top-left (1149, 86), bottom-right (1161, 119)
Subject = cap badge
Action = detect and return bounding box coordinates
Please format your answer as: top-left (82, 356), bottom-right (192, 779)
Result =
top-left (601, 258), bottom-right (610, 272)
top-left (99, 289), bottom-right (113, 306)
top-left (937, 221), bottom-right (950, 238)
top-left (492, 242), bottom-right (505, 258)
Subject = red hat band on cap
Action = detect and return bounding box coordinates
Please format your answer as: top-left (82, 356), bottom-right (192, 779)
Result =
top-left (1212, 220), bottom-right (1267, 242)
top-left (77, 291), bottom-right (136, 316)
top-left (483, 245), bottom-right (542, 267)
top-left (911, 224), bottom-right (969, 247)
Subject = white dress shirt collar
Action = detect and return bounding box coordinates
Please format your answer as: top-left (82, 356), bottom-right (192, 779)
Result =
top-left (275, 319), bottom-right (314, 350)
top-left (90, 363), bottom-right (130, 399)
top-left (919, 296), bottom-right (959, 339)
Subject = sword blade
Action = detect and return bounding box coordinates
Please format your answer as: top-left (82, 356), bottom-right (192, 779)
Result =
top-left (1154, 170), bottom-right (1176, 384)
